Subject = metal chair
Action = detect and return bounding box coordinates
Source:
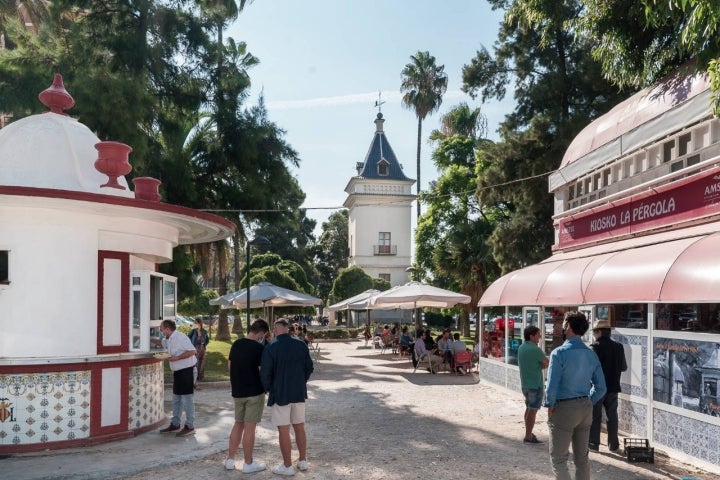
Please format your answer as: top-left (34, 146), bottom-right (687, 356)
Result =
top-left (310, 342), bottom-right (321, 365)
top-left (380, 335), bottom-right (395, 354)
top-left (453, 351), bottom-right (473, 375)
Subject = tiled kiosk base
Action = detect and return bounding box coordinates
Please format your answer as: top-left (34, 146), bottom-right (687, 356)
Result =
top-left (0, 355), bottom-right (164, 452)
top-left (479, 358), bottom-right (720, 476)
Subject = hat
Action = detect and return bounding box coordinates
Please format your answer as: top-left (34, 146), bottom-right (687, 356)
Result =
top-left (592, 320), bottom-right (611, 330)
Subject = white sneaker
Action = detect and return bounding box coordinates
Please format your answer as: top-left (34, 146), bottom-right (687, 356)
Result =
top-left (242, 460), bottom-right (267, 473)
top-left (271, 464), bottom-right (297, 476)
top-left (224, 458), bottom-right (236, 470)
top-left (296, 459), bottom-right (309, 471)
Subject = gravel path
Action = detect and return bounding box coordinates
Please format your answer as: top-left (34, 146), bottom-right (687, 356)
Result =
top-left (116, 340), bottom-right (717, 480)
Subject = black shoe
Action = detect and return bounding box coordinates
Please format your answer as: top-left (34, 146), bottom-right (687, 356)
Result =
top-left (159, 423), bottom-right (180, 433)
top-left (588, 443), bottom-right (599, 452)
top-left (609, 442), bottom-right (619, 452)
top-left (175, 426), bottom-right (195, 437)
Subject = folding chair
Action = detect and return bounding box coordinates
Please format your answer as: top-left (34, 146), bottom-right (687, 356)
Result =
top-left (380, 335), bottom-right (394, 354)
top-left (453, 351), bottom-right (473, 375)
top-left (412, 352), bottom-right (433, 373)
top-left (310, 342), bottom-right (321, 365)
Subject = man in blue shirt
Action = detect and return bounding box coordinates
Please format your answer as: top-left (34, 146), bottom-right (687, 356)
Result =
top-left (544, 312), bottom-right (606, 480)
top-left (261, 318), bottom-right (314, 476)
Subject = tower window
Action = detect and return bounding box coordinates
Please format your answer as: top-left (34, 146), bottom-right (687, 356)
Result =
top-left (377, 159), bottom-right (390, 176)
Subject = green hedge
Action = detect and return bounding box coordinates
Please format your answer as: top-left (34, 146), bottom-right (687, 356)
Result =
top-left (310, 328), bottom-right (360, 339)
top-left (424, 311), bottom-right (454, 328)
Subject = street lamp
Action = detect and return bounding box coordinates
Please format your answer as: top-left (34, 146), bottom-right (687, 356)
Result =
top-left (405, 266), bottom-right (421, 326)
top-left (246, 236), bottom-right (270, 332)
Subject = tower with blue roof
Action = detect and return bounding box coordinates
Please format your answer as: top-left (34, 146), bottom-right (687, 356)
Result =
top-left (343, 112), bottom-right (415, 287)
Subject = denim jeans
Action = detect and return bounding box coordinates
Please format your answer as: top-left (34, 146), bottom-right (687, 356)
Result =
top-left (171, 393), bottom-right (195, 429)
top-left (589, 392), bottom-right (619, 447)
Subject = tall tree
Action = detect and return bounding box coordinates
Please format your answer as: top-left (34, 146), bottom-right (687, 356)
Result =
top-left (417, 104), bottom-right (499, 336)
top-left (308, 210), bottom-right (349, 303)
top-left (580, 0), bottom-right (720, 112)
top-left (462, 0), bottom-right (625, 273)
top-left (400, 51), bottom-right (448, 218)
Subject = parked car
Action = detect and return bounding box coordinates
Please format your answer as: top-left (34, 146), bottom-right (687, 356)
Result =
top-left (175, 315), bottom-right (194, 326)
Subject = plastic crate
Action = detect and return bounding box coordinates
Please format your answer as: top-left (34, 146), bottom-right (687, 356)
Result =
top-left (624, 438), bottom-right (654, 463)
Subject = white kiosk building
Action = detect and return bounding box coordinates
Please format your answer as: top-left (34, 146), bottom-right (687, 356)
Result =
top-left (344, 113), bottom-right (415, 287)
top-left (0, 75), bottom-right (234, 452)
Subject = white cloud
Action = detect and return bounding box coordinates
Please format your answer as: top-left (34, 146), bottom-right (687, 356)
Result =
top-left (267, 89), bottom-right (468, 110)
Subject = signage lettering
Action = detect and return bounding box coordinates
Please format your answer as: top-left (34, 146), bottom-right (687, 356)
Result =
top-left (557, 169), bottom-right (720, 248)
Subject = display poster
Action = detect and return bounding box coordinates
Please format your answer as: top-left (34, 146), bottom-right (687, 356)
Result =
top-left (653, 338), bottom-right (720, 417)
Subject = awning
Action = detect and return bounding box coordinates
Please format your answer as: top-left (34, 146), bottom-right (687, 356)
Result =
top-left (479, 230), bottom-right (720, 307)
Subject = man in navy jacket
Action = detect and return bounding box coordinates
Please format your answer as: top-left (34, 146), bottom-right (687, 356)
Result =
top-left (261, 318), bottom-right (314, 476)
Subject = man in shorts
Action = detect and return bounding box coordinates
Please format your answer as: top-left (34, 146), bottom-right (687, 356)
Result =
top-left (518, 325), bottom-right (549, 444)
top-left (261, 318), bottom-right (314, 476)
top-left (224, 319), bottom-right (270, 473)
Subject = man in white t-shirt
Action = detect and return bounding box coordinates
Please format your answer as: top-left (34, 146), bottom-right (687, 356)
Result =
top-left (157, 320), bottom-right (197, 437)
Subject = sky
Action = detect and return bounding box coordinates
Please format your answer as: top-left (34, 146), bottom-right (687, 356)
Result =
top-left (227, 1), bottom-right (514, 237)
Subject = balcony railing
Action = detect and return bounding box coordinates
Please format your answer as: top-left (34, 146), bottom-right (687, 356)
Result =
top-left (373, 244), bottom-right (397, 255)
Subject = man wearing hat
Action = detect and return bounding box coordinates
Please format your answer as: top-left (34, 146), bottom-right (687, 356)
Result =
top-left (589, 319), bottom-right (627, 452)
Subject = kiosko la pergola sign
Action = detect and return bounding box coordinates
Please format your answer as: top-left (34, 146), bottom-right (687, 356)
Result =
top-left (556, 167), bottom-right (720, 248)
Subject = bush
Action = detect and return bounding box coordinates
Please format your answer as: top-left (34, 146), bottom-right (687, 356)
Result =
top-left (310, 328), bottom-right (359, 339)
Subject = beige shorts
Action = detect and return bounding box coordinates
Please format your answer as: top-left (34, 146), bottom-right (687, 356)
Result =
top-left (271, 402), bottom-right (306, 427)
top-left (234, 393), bottom-right (266, 424)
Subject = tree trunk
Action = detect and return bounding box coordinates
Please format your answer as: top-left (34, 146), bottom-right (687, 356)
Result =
top-left (416, 117), bottom-right (422, 218)
top-left (232, 231), bottom-right (244, 336)
top-left (215, 241), bottom-right (231, 341)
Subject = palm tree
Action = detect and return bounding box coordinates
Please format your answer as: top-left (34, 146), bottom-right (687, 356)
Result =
top-left (430, 102), bottom-right (486, 141)
top-left (400, 51), bottom-right (448, 218)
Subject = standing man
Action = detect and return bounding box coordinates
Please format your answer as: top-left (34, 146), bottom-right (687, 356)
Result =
top-left (544, 312), bottom-right (606, 480)
top-left (518, 325), bottom-right (549, 444)
top-left (224, 319), bottom-right (270, 473)
top-left (261, 318), bottom-right (314, 476)
top-left (157, 319), bottom-right (198, 437)
top-left (589, 320), bottom-right (627, 452)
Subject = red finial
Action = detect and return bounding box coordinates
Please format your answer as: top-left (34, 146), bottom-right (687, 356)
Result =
top-left (38, 73), bottom-right (75, 114)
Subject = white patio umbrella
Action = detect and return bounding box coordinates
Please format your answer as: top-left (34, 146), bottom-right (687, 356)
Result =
top-left (327, 289), bottom-right (384, 327)
top-left (368, 281), bottom-right (471, 309)
top-left (210, 282), bottom-right (322, 309)
top-left (327, 289), bottom-right (380, 311)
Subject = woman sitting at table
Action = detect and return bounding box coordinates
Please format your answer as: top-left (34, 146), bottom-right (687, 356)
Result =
top-left (415, 331), bottom-right (443, 373)
top-left (398, 327), bottom-right (412, 356)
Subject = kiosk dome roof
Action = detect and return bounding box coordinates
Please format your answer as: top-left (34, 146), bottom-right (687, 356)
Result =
top-left (0, 74), bottom-right (133, 197)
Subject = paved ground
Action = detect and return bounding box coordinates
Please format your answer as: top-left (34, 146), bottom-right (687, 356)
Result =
top-left (3, 341), bottom-right (719, 480)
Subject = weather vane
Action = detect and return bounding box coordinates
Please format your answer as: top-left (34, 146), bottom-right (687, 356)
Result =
top-left (374, 91), bottom-right (386, 114)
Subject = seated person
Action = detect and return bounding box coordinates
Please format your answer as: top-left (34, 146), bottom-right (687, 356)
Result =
top-left (362, 326), bottom-right (372, 346)
top-left (414, 331), bottom-right (443, 373)
top-left (437, 330), bottom-right (453, 363)
top-left (471, 339), bottom-right (481, 363)
top-left (424, 330), bottom-right (437, 351)
top-left (451, 333), bottom-right (468, 354)
top-left (398, 327), bottom-right (412, 355)
top-left (373, 324), bottom-right (383, 337)
top-left (451, 333), bottom-right (469, 373)
top-left (305, 331), bottom-right (315, 345)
